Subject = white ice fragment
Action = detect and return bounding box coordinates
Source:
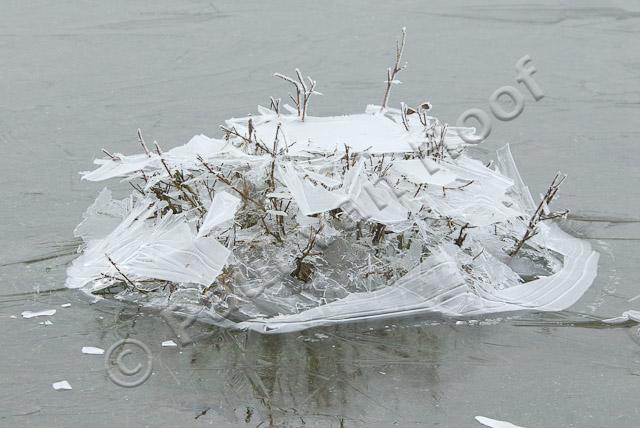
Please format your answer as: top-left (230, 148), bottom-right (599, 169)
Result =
top-left (10, 315), bottom-right (17, 319)
top-left (39, 320), bottom-right (53, 326)
top-left (61, 303), bottom-right (71, 308)
top-left (391, 158), bottom-right (457, 186)
top-left (21, 309), bottom-right (56, 319)
top-left (266, 191), bottom-right (292, 199)
top-left (475, 416), bottom-right (525, 428)
top-left (602, 310), bottom-right (640, 324)
top-left (278, 163), bottom-right (346, 215)
top-left (266, 210), bottom-right (288, 217)
top-left (197, 191), bottom-right (241, 238)
top-left (52, 381), bottom-right (72, 391)
top-left (162, 340), bottom-right (178, 347)
top-left (81, 346), bottom-right (105, 355)
top-left (82, 154), bottom-right (158, 182)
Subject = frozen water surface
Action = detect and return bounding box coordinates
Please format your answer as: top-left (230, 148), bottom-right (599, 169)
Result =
top-left (1, 0), bottom-right (639, 426)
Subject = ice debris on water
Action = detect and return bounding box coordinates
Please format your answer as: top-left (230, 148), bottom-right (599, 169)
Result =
top-left (66, 50), bottom-right (599, 334)
top-left (161, 340), bottom-right (178, 348)
top-left (61, 303), bottom-right (71, 308)
top-left (39, 320), bottom-right (53, 326)
top-left (81, 346), bottom-right (104, 355)
top-left (602, 310), bottom-right (640, 324)
top-left (52, 380), bottom-right (72, 391)
top-left (21, 310), bottom-right (56, 319)
top-left (475, 416), bottom-right (526, 428)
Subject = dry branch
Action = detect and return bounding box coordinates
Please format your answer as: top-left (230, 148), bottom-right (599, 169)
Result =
top-left (510, 172), bottom-right (568, 256)
top-left (381, 27), bottom-right (407, 110)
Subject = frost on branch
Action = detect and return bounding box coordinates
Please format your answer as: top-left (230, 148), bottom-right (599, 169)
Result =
top-left (66, 30), bottom-right (599, 334)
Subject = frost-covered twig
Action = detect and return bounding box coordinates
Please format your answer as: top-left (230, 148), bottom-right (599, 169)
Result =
top-left (442, 180), bottom-right (474, 196)
top-left (269, 96), bottom-right (281, 114)
top-left (274, 69), bottom-right (320, 121)
top-left (510, 172), bottom-right (567, 257)
top-left (106, 255), bottom-right (151, 294)
top-left (137, 128), bottom-right (151, 157)
top-left (381, 27), bottom-right (407, 111)
top-left (101, 148), bottom-right (119, 161)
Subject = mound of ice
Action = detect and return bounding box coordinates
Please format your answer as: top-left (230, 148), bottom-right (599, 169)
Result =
top-left (66, 100), bottom-right (598, 333)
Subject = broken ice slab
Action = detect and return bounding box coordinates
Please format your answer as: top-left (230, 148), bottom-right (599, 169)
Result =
top-left (161, 340), bottom-right (178, 347)
top-left (236, 224), bottom-right (598, 334)
top-left (21, 309), bottom-right (56, 319)
top-left (390, 158), bottom-right (457, 186)
top-left (197, 191), bottom-right (241, 238)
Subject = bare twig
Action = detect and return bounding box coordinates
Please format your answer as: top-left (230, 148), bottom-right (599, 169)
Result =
top-left (106, 255), bottom-right (149, 293)
top-left (137, 128), bottom-right (151, 157)
top-left (381, 27), bottom-right (407, 110)
top-left (102, 149), bottom-right (120, 161)
top-left (510, 172), bottom-right (567, 257)
top-left (442, 180), bottom-right (474, 196)
top-left (454, 223), bottom-right (471, 247)
top-left (291, 224), bottom-right (323, 282)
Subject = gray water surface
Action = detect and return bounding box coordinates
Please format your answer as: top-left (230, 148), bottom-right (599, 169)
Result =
top-left (1, 1), bottom-right (640, 427)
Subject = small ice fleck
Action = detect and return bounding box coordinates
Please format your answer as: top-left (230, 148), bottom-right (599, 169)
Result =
top-left (81, 346), bottom-right (104, 355)
top-left (10, 315), bottom-right (17, 319)
top-left (379, 371), bottom-right (386, 375)
top-left (21, 309), bottom-right (56, 319)
top-left (61, 303), bottom-right (71, 308)
top-left (162, 340), bottom-right (178, 347)
top-left (39, 320), bottom-right (53, 326)
top-left (52, 380), bottom-right (72, 391)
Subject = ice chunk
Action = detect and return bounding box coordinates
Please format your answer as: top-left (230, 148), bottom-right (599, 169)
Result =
top-left (161, 340), bottom-right (178, 347)
top-left (52, 381), bottom-right (72, 391)
top-left (68, 98), bottom-right (599, 335)
top-left (21, 310), bottom-right (56, 319)
top-left (475, 416), bottom-right (525, 428)
top-left (81, 346), bottom-right (105, 355)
